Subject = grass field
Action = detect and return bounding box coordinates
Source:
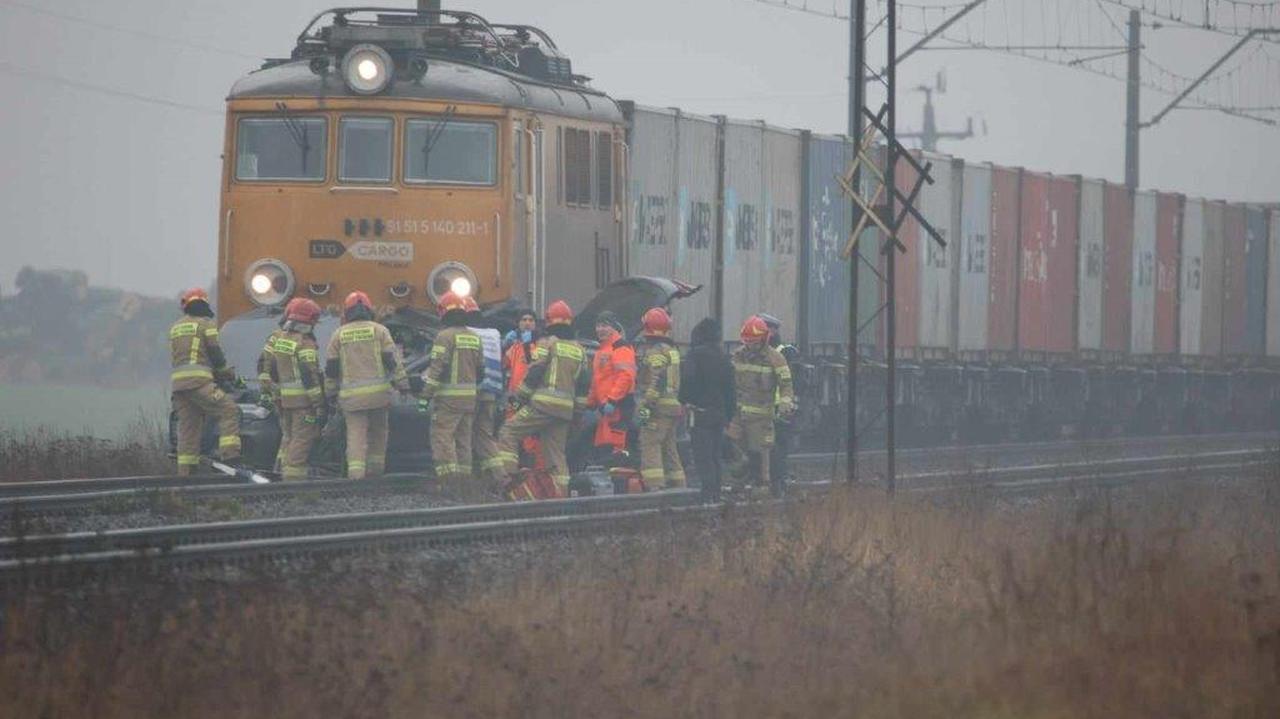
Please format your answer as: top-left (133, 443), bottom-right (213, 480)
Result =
top-left (0, 382), bottom-right (168, 438)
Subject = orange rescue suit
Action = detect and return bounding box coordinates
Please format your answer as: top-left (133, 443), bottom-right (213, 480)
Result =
top-left (588, 331), bottom-right (637, 452)
top-left (503, 338), bottom-right (544, 468)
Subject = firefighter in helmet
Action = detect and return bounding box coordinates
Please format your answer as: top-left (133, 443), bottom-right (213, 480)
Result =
top-left (496, 299), bottom-right (588, 496)
top-left (420, 291), bottom-right (482, 488)
top-left (758, 312), bottom-right (801, 495)
top-left (728, 315), bottom-right (795, 492)
top-left (256, 310), bottom-right (291, 471)
top-left (169, 288), bottom-right (241, 474)
top-left (587, 310), bottom-right (636, 462)
top-left (260, 298), bottom-right (324, 480)
top-left (324, 291), bottom-right (409, 479)
top-left (635, 307), bottom-right (686, 488)
top-left (464, 296), bottom-right (507, 491)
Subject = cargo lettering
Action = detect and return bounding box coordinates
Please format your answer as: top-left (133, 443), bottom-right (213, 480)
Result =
top-left (735, 204), bottom-right (758, 251)
top-left (965, 233), bottom-right (987, 274)
top-left (636, 195), bottom-right (667, 246)
top-left (1083, 239), bottom-right (1102, 279)
top-left (350, 241), bottom-right (414, 263)
top-left (769, 208), bottom-right (795, 255)
top-left (926, 229), bottom-right (949, 269)
top-left (1135, 250), bottom-right (1155, 288)
top-left (686, 201), bottom-right (712, 250)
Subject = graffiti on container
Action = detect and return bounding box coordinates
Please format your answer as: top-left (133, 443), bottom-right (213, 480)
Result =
top-left (686, 201), bottom-right (713, 250)
top-left (1185, 256), bottom-right (1202, 291)
top-left (812, 187), bottom-right (841, 287)
top-left (1157, 261), bottom-right (1178, 293)
top-left (635, 195), bottom-right (667, 246)
top-left (1083, 239), bottom-right (1103, 279)
top-left (964, 233), bottom-right (987, 274)
top-left (926, 228), bottom-right (949, 269)
top-left (1135, 250), bottom-right (1155, 288)
top-left (770, 208), bottom-right (796, 255)
top-left (736, 204), bottom-right (759, 251)
top-left (1022, 248), bottom-right (1048, 284)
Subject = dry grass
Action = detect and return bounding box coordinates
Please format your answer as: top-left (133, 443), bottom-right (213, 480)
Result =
top-left (4, 468), bottom-right (1280, 718)
top-left (0, 415), bottom-right (170, 481)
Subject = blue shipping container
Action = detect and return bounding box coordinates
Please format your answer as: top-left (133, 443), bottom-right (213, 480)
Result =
top-left (803, 134), bottom-right (853, 349)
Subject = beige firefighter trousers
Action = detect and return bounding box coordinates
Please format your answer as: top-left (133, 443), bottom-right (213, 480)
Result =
top-left (496, 405), bottom-right (571, 492)
top-left (345, 407), bottom-right (389, 480)
top-left (173, 383), bottom-right (240, 475)
top-left (430, 407), bottom-right (475, 483)
top-left (279, 408), bottom-right (319, 481)
top-left (472, 397), bottom-right (504, 484)
top-left (639, 414), bottom-right (686, 488)
top-left (727, 417), bottom-right (774, 489)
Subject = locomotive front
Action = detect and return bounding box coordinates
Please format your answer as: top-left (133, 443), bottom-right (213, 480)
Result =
top-left (216, 7), bottom-right (622, 321)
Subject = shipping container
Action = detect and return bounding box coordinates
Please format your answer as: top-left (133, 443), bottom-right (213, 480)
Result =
top-left (719, 119), bottom-right (802, 343)
top-left (957, 161), bottom-right (993, 353)
top-left (1269, 210), bottom-right (1280, 357)
top-left (625, 106), bottom-right (719, 342)
top-left (857, 147), bottom-right (886, 356)
top-left (1221, 204), bottom-right (1248, 356)
top-left (1244, 206), bottom-right (1269, 357)
top-left (988, 166), bottom-right (1021, 354)
top-left (1179, 199), bottom-right (1204, 356)
top-left (1018, 172), bottom-right (1079, 355)
top-left (893, 150), bottom-right (958, 354)
top-left (1177, 198), bottom-right (1198, 355)
top-left (1200, 201), bottom-right (1226, 357)
top-left (1130, 191), bottom-right (1157, 355)
top-left (1102, 184), bottom-right (1133, 355)
top-left (1076, 178), bottom-right (1105, 353)
top-left (1154, 193), bottom-right (1181, 355)
top-left (802, 133), bottom-right (853, 349)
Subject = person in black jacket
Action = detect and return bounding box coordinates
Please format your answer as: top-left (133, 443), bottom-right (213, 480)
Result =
top-left (679, 318), bottom-right (736, 502)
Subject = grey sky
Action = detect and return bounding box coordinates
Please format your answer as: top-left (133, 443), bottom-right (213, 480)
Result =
top-left (1, 0), bottom-right (1276, 296)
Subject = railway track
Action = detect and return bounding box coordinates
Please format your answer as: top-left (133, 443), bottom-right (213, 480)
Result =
top-left (1, 444), bottom-right (1271, 577)
top-left (2, 432), bottom-right (1273, 517)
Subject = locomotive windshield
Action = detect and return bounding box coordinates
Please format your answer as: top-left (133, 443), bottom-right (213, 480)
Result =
top-left (404, 119), bottom-right (496, 185)
top-left (338, 116), bottom-right (393, 183)
top-left (234, 117), bottom-right (326, 181)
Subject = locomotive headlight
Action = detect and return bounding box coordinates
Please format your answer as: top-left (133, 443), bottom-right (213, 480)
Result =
top-left (342, 44), bottom-right (393, 95)
top-left (427, 261), bottom-right (477, 303)
top-left (244, 258), bottom-right (295, 307)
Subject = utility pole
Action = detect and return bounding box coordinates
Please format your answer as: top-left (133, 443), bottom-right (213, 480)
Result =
top-left (1124, 9), bottom-right (1140, 189)
top-left (884, 0), bottom-right (897, 495)
top-left (847, 0), bottom-right (865, 484)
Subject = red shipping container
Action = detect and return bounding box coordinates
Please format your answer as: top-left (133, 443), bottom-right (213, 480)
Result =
top-left (1153, 193), bottom-right (1182, 354)
top-left (988, 166), bottom-right (1021, 353)
top-left (1221, 204), bottom-right (1249, 356)
top-left (1102, 183), bottom-right (1133, 354)
top-left (1018, 173), bottom-right (1079, 354)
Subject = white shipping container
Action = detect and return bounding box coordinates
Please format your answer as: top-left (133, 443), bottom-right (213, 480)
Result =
top-left (1130, 191), bottom-right (1157, 355)
top-left (626, 107), bottom-right (719, 343)
top-left (956, 162), bottom-right (991, 352)
top-left (1180, 198), bottom-right (1204, 356)
top-left (1077, 179), bottom-right (1105, 351)
top-left (916, 151), bottom-right (957, 350)
top-left (720, 120), bottom-right (802, 343)
top-left (1268, 210), bottom-right (1280, 357)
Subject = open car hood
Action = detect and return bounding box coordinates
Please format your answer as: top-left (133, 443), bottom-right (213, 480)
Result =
top-left (574, 277), bottom-right (701, 341)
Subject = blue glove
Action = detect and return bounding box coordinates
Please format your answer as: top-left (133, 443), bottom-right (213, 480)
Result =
top-left (600, 402), bottom-right (616, 416)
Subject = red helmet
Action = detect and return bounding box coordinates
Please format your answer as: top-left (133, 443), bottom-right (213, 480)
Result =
top-left (641, 307), bottom-right (672, 336)
top-left (179, 287), bottom-right (209, 310)
top-left (343, 290), bottom-right (373, 312)
top-left (286, 298), bottom-right (322, 325)
top-left (437, 291), bottom-right (467, 318)
top-left (545, 299), bottom-right (573, 326)
top-left (740, 316), bottom-right (769, 345)
top-left (462, 296), bottom-right (480, 313)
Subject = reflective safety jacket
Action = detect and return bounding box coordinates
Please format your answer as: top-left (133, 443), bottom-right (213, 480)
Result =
top-left (504, 340), bottom-right (534, 394)
top-left (255, 327), bottom-right (286, 400)
top-left (636, 337), bottom-right (682, 418)
top-left (516, 336), bottom-right (587, 420)
top-left (323, 320), bottom-right (409, 412)
top-left (261, 328), bottom-right (323, 410)
top-left (730, 344), bottom-right (794, 421)
top-left (588, 333), bottom-right (636, 409)
top-left (421, 326), bottom-right (482, 411)
top-left (169, 316), bottom-right (229, 392)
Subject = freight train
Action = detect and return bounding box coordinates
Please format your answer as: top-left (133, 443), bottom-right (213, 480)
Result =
top-left (216, 6), bottom-right (1279, 460)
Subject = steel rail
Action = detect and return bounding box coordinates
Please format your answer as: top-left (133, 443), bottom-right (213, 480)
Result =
top-left (1, 448), bottom-right (1270, 575)
top-left (0, 474), bottom-right (235, 498)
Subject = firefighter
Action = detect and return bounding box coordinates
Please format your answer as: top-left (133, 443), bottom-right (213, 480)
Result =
top-left (262, 298), bottom-right (324, 480)
top-left (502, 310), bottom-right (544, 469)
top-left (324, 291), bottom-right (409, 480)
top-left (169, 288), bottom-right (240, 475)
top-left (464, 297), bottom-right (506, 490)
top-left (496, 300), bottom-right (587, 496)
top-left (421, 291), bottom-right (482, 487)
top-left (728, 315), bottom-right (795, 493)
top-left (587, 310), bottom-right (636, 461)
top-left (256, 311), bottom-right (290, 471)
top-left (758, 313), bottom-right (801, 496)
top-left (634, 307), bottom-right (686, 488)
